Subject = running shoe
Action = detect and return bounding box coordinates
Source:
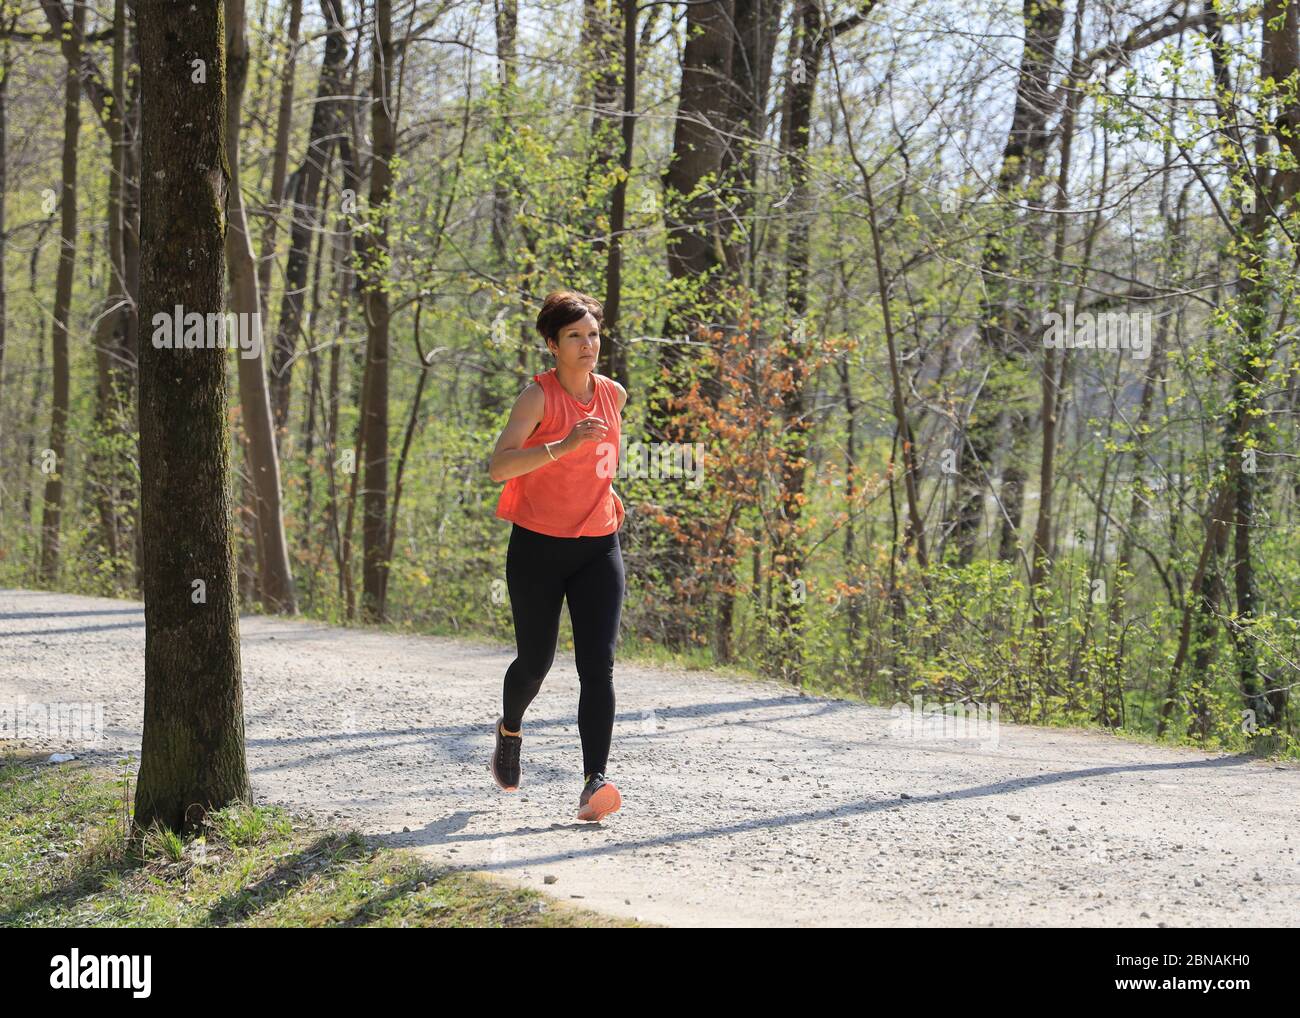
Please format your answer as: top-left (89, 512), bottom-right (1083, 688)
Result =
top-left (576, 773), bottom-right (622, 822)
top-left (490, 716), bottom-right (522, 791)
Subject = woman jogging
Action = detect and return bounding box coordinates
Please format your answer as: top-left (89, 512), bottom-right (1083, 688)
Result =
top-left (487, 290), bottom-right (627, 822)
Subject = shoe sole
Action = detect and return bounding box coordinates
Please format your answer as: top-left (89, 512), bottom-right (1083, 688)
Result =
top-left (577, 782), bottom-right (621, 822)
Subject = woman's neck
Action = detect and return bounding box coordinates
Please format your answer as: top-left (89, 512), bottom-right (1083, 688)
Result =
top-left (555, 363), bottom-right (594, 402)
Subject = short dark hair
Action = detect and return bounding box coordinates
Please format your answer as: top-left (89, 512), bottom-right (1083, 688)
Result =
top-left (536, 290), bottom-right (603, 348)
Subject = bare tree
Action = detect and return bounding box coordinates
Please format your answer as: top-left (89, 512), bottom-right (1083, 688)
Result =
top-left (269, 0), bottom-right (350, 440)
top-left (226, 0), bottom-right (298, 613)
top-left (38, 0), bottom-right (82, 585)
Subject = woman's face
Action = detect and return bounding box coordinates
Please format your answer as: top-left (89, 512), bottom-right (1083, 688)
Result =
top-left (550, 312), bottom-right (600, 369)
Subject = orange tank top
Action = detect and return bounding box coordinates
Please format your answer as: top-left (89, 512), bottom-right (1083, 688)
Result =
top-left (495, 368), bottom-right (625, 537)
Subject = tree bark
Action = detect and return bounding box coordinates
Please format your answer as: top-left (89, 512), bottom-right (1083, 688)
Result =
top-left (226, 0), bottom-right (298, 613)
top-left (720, 0), bottom-right (779, 283)
top-left (269, 0), bottom-right (348, 440)
top-left (647, 0), bottom-right (734, 651)
top-left (1226, 0), bottom-right (1298, 726)
top-left (953, 0), bottom-right (1066, 564)
top-left (1030, 0), bottom-right (1088, 618)
top-left (491, 0), bottom-right (516, 269)
top-left (359, 0), bottom-right (394, 622)
top-left (255, 0), bottom-right (302, 319)
top-left (86, 0), bottom-right (134, 582)
top-left (133, 0), bottom-right (251, 834)
top-left (600, 0), bottom-right (637, 387)
top-left (0, 40), bottom-right (8, 431)
top-left (39, 0), bottom-right (82, 585)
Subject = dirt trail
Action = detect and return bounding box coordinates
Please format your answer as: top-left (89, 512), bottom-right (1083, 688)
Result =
top-left (2, 588), bottom-right (1297, 927)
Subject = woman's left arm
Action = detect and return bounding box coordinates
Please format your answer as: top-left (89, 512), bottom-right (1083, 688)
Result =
top-left (612, 379), bottom-right (627, 414)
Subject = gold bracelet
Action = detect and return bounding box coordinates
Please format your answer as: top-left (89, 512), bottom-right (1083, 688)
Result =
top-left (544, 442), bottom-right (557, 461)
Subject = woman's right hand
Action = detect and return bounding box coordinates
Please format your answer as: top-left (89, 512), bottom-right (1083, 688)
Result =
top-left (560, 416), bottom-right (609, 453)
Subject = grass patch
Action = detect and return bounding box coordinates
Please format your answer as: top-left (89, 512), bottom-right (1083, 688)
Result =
top-left (0, 751), bottom-right (644, 928)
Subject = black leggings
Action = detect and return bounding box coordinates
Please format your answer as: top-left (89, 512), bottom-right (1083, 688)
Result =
top-left (502, 522), bottom-right (625, 778)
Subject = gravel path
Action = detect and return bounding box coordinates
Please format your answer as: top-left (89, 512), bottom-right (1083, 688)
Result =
top-left (2, 587), bottom-right (1298, 927)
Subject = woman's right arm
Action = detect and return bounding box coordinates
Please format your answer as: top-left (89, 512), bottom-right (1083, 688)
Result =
top-left (488, 382), bottom-right (565, 484)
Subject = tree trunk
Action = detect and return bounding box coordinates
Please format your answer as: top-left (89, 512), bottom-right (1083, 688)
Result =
top-left (269, 0), bottom-right (348, 440)
top-left (583, 0), bottom-right (620, 257)
top-left (39, 0), bottom-right (145, 584)
top-left (1030, 0), bottom-right (1088, 619)
top-left (1226, 0), bottom-right (1298, 727)
top-left (720, 0), bottom-right (779, 283)
top-left (87, 0), bottom-right (134, 583)
top-left (648, 0), bottom-right (734, 650)
top-left (768, 0), bottom-right (825, 681)
top-left (39, 0), bottom-right (82, 586)
top-left (654, 0), bottom-right (733, 422)
top-left (491, 0), bottom-right (517, 269)
top-left (226, 0), bottom-right (298, 613)
top-left (359, 0), bottom-right (395, 622)
top-left (255, 0), bottom-right (303, 319)
top-left (600, 0), bottom-right (636, 387)
top-left (0, 41), bottom-right (8, 429)
top-left (133, 0), bottom-right (251, 835)
top-left (953, 0), bottom-right (1066, 563)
